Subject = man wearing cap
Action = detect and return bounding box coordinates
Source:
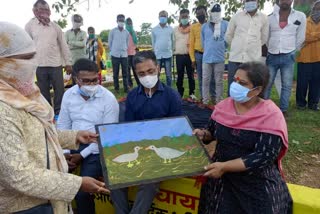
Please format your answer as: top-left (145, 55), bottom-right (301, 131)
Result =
top-left (225, 0), bottom-right (269, 95)
top-left (65, 14), bottom-right (87, 65)
top-left (201, 3), bottom-right (228, 104)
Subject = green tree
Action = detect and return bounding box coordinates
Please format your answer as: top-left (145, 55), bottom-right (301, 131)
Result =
top-left (99, 30), bottom-right (111, 43)
top-left (52, 0), bottom-right (79, 28)
top-left (169, 0), bottom-right (274, 19)
top-left (137, 23), bottom-right (152, 45)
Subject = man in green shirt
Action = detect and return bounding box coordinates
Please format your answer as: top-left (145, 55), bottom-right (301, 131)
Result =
top-left (65, 14), bottom-right (87, 64)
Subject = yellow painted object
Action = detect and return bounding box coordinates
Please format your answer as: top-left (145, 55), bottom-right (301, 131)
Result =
top-left (94, 177), bottom-right (200, 214)
top-left (91, 178), bottom-right (320, 214)
top-left (287, 183), bottom-right (320, 214)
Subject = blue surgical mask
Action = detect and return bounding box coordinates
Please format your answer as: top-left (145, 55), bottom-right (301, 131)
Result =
top-left (180, 18), bottom-right (189, 26)
top-left (230, 82), bottom-right (254, 103)
top-left (244, 1), bottom-right (258, 12)
top-left (159, 17), bottom-right (168, 24)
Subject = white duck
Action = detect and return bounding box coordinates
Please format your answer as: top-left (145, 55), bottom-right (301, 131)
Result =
top-left (146, 145), bottom-right (185, 163)
top-left (112, 146), bottom-right (142, 168)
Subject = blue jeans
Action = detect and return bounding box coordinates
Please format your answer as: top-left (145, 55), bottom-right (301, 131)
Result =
top-left (110, 183), bottom-right (160, 214)
top-left (157, 58), bottom-right (172, 87)
top-left (227, 61), bottom-right (242, 96)
top-left (75, 153), bottom-right (102, 214)
top-left (195, 52), bottom-right (215, 98)
top-left (265, 52), bottom-right (296, 112)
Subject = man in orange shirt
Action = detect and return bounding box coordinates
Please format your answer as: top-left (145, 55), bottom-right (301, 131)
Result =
top-left (296, 0), bottom-right (320, 111)
top-left (189, 5), bottom-right (215, 101)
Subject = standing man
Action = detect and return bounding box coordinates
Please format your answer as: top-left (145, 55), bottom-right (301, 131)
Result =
top-left (201, 3), bottom-right (228, 104)
top-left (65, 14), bottom-right (87, 65)
top-left (109, 14), bottom-right (130, 93)
top-left (225, 0), bottom-right (269, 95)
top-left (265, 0), bottom-right (306, 117)
top-left (111, 50), bottom-right (182, 214)
top-left (152, 10), bottom-right (174, 87)
top-left (189, 5), bottom-right (215, 101)
top-left (57, 58), bottom-right (119, 214)
top-left (25, 0), bottom-right (72, 118)
top-left (126, 17), bottom-right (140, 87)
top-left (296, 0), bottom-right (320, 111)
top-left (173, 9), bottom-right (195, 98)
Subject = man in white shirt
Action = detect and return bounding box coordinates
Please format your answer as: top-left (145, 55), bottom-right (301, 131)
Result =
top-left (57, 58), bottom-right (119, 214)
top-left (25, 0), bottom-right (73, 118)
top-left (225, 0), bottom-right (269, 95)
top-left (264, 0), bottom-right (306, 117)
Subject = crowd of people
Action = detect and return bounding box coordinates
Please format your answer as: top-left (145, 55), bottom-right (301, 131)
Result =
top-left (0, 0), bottom-right (319, 213)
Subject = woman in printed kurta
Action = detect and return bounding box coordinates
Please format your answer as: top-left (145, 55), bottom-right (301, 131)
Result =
top-left (0, 22), bottom-right (108, 213)
top-left (194, 62), bottom-right (292, 214)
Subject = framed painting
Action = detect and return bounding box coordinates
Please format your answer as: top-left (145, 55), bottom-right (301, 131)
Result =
top-left (95, 116), bottom-right (211, 190)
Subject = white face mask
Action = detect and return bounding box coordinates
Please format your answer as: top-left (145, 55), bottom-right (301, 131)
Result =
top-left (72, 22), bottom-right (82, 29)
top-left (79, 85), bottom-right (99, 97)
top-left (139, 74), bottom-right (158, 89)
top-left (118, 21), bottom-right (125, 28)
top-left (210, 12), bottom-right (221, 23)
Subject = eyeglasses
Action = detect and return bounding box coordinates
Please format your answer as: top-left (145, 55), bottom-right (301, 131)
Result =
top-left (77, 78), bottom-right (99, 85)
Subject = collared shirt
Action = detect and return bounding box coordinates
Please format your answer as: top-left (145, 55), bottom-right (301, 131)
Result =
top-left (201, 21), bottom-right (228, 64)
top-left (173, 26), bottom-right (190, 55)
top-left (125, 82), bottom-right (182, 121)
top-left (268, 8), bottom-right (306, 54)
top-left (127, 34), bottom-right (136, 56)
top-left (296, 17), bottom-right (320, 63)
top-left (25, 18), bottom-right (72, 66)
top-left (108, 27), bottom-right (129, 58)
top-left (189, 22), bottom-right (204, 62)
top-left (65, 29), bottom-right (87, 64)
top-left (151, 24), bottom-right (174, 59)
top-left (57, 85), bottom-right (119, 157)
top-left (225, 11), bottom-right (269, 63)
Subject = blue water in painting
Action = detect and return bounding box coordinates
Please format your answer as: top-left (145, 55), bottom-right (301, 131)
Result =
top-left (98, 117), bottom-right (192, 147)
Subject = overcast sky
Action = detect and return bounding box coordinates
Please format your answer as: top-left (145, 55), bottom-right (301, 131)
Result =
top-left (0, 0), bottom-right (274, 33)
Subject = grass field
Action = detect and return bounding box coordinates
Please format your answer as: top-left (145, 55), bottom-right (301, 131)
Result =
top-left (103, 135), bottom-right (210, 189)
top-left (102, 72), bottom-right (320, 188)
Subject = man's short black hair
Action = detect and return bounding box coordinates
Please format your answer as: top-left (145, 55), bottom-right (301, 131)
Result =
top-left (180, 8), bottom-right (190, 15)
top-left (33, 0), bottom-right (48, 8)
top-left (133, 50), bottom-right (157, 68)
top-left (88, 26), bottom-right (95, 32)
top-left (117, 14), bottom-right (125, 20)
top-left (196, 5), bottom-right (207, 12)
top-left (73, 58), bottom-right (98, 76)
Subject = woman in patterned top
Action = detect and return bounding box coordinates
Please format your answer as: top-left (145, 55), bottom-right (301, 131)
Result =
top-left (0, 22), bottom-right (108, 213)
top-left (194, 62), bottom-right (292, 214)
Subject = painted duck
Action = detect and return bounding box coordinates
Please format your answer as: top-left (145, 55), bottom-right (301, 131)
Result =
top-left (146, 145), bottom-right (185, 163)
top-left (112, 146), bottom-right (142, 168)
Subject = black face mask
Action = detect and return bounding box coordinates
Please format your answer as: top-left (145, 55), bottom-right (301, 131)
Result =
top-left (196, 15), bottom-right (206, 23)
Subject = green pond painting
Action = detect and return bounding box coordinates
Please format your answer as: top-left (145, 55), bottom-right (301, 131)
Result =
top-left (96, 116), bottom-right (211, 189)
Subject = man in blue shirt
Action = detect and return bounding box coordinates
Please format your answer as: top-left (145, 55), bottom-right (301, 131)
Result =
top-left (108, 14), bottom-right (130, 93)
top-left (57, 58), bottom-right (119, 214)
top-left (151, 10), bottom-right (174, 87)
top-left (111, 50), bottom-right (182, 214)
top-left (201, 3), bottom-right (228, 104)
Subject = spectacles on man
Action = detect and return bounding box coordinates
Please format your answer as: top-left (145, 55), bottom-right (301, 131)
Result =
top-left (77, 77), bottom-right (99, 85)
